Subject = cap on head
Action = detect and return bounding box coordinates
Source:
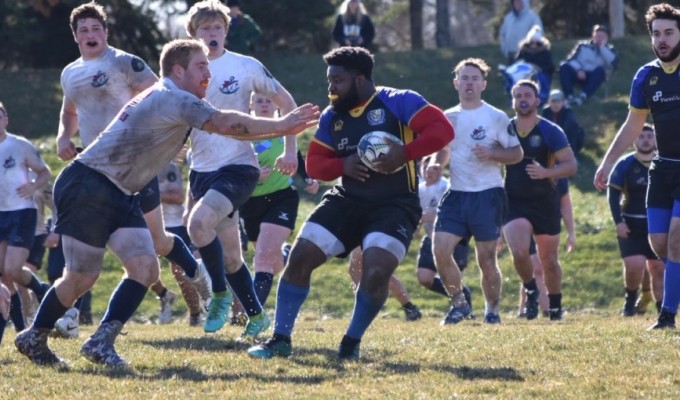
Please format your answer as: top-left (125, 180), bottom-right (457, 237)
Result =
top-left (526, 25), bottom-right (543, 42)
top-left (549, 89), bottom-right (565, 101)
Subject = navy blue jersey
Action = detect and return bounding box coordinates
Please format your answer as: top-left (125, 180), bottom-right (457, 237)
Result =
top-left (608, 152), bottom-right (649, 217)
top-left (505, 117), bottom-right (570, 199)
top-left (314, 86), bottom-right (427, 201)
top-left (630, 60), bottom-right (680, 159)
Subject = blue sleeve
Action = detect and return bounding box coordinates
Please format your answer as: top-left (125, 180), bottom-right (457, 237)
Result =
top-left (377, 88), bottom-right (429, 126)
top-left (629, 65), bottom-right (651, 110)
top-left (608, 186), bottom-right (624, 224)
top-left (557, 178), bottom-right (569, 196)
top-left (313, 107), bottom-right (335, 148)
top-left (541, 120), bottom-right (570, 153)
top-left (607, 156), bottom-right (629, 190)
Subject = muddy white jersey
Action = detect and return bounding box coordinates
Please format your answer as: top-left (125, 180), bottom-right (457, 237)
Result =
top-left (0, 133), bottom-right (47, 211)
top-left (189, 51), bottom-right (283, 172)
top-left (77, 78), bottom-right (217, 195)
top-left (444, 102), bottom-right (516, 192)
top-left (61, 46), bottom-right (156, 147)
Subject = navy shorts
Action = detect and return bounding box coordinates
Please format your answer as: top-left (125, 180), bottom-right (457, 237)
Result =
top-left (189, 164), bottom-right (260, 216)
top-left (166, 225), bottom-right (194, 252)
top-left (240, 186), bottom-right (299, 242)
top-left (435, 187), bottom-right (507, 242)
top-left (0, 208), bottom-right (37, 250)
top-left (26, 233), bottom-right (48, 269)
top-left (139, 177), bottom-right (161, 214)
top-left (53, 161), bottom-right (147, 248)
top-left (617, 217), bottom-right (657, 259)
top-left (647, 158), bottom-right (680, 209)
top-left (306, 187), bottom-right (421, 258)
top-left (417, 236), bottom-right (469, 272)
top-left (507, 191), bottom-right (561, 236)
top-left (47, 237), bottom-right (65, 282)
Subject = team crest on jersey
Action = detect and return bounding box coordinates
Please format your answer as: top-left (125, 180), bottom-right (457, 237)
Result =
top-left (529, 135), bottom-right (542, 147)
top-left (91, 71), bottom-right (109, 88)
top-left (3, 156), bottom-right (16, 169)
top-left (650, 76), bottom-right (658, 86)
top-left (220, 77), bottom-right (240, 94)
top-left (471, 126), bottom-right (487, 141)
top-left (131, 57), bottom-right (146, 72)
top-left (367, 109), bottom-right (385, 126)
top-left (334, 120), bottom-right (344, 131)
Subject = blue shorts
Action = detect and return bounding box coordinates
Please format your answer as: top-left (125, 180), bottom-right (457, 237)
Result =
top-left (0, 208), bottom-right (37, 250)
top-left (47, 237), bottom-right (65, 282)
top-left (139, 177), bottom-right (161, 214)
top-left (189, 164), bottom-right (260, 216)
top-left (435, 187), bottom-right (507, 242)
top-left (240, 186), bottom-right (299, 241)
top-left (26, 233), bottom-right (47, 269)
top-left (53, 161), bottom-right (147, 248)
top-left (417, 236), bottom-right (469, 272)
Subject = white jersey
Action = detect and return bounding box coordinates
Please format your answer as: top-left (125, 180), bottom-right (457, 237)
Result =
top-left (77, 78), bottom-right (218, 195)
top-left (159, 162), bottom-right (185, 228)
top-left (61, 46), bottom-right (156, 147)
top-left (444, 102), bottom-right (517, 192)
top-left (419, 177), bottom-right (449, 212)
top-left (0, 133), bottom-right (47, 211)
top-left (189, 51), bottom-right (284, 172)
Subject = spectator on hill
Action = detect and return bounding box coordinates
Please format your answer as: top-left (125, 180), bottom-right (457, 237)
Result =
top-left (332, 0), bottom-right (375, 50)
top-left (499, 0), bottom-right (543, 64)
top-left (542, 89), bottom-right (585, 154)
top-left (226, 0), bottom-right (261, 55)
top-left (559, 24), bottom-right (618, 107)
top-left (516, 25), bottom-right (555, 105)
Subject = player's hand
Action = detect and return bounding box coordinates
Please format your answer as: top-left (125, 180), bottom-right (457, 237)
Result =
top-left (16, 182), bottom-right (36, 199)
top-left (344, 154), bottom-right (371, 182)
top-left (565, 233), bottom-right (576, 253)
top-left (274, 152), bottom-right (298, 176)
top-left (44, 232), bottom-right (60, 248)
top-left (304, 179), bottom-right (320, 194)
top-left (278, 104), bottom-right (320, 136)
top-left (57, 136), bottom-right (78, 161)
top-left (526, 160), bottom-right (548, 179)
top-left (372, 137), bottom-right (407, 174)
top-left (259, 166), bottom-right (272, 182)
top-left (472, 144), bottom-right (495, 162)
top-left (615, 222), bottom-right (630, 239)
top-left (593, 162), bottom-right (612, 192)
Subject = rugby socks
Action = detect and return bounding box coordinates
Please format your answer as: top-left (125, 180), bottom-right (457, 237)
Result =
top-left (101, 278), bottom-right (148, 324)
top-left (549, 293), bottom-right (562, 312)
top-left (661, 261), bottom-right (680, 313)
top-left (9, 293), bottom-right (25, 331)
top-left (254, 272), bottom-right (274, 305)
top-left (165, 235), bottom-right (198, 278)
top-left (346, 287), bottom-right (386, 339)
top-left (273, 279), bottom-right (309, 337)
top-left (33, 288), bottom-right (69, 330)
top-left (27, 274), bottom-right (48, 301)
top-left (625, 288), bottom-right (638, 309)
top-left (198, 238), bottom-right (227, 293)
top-left (523, 278), bottom-right (538, 293)
top-left (427, 277), bottom-right (449, 297)
top-left (0, 317), bottom-right (6, 344)
top-left (226, 263), bottom-right (262, 316)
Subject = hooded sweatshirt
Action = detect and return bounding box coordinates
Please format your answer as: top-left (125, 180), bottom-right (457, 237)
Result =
top-left (499, 0), bottom-right (543, 58)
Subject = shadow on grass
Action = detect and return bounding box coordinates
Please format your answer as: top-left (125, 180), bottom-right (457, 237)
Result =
top-left (138, 336), bottom-right (250, 353)
top-left (434, 365), bottom-right (525, 381)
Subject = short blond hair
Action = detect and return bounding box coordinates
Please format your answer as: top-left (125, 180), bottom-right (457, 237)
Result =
top-left (186, 0), bottom-right (231, 37)
top-left (160, 39), bottom-right (209, 77)
top-left (453, 58), bottom-right (491, 79)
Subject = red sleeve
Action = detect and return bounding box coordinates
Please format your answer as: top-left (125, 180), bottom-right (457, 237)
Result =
top-left (306, 140), bottom-right (345, 181)
top-left (403, 105), bottom-right (454, 161)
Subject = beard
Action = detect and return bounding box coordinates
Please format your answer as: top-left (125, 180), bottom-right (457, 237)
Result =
top-left (331, 83), bottom-right (361, 114)
top-left (653, 40), bottom-right (680, 62)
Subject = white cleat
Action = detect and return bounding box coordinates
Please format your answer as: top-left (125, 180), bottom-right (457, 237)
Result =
top-left (54, 308), bottom-right (80, 339)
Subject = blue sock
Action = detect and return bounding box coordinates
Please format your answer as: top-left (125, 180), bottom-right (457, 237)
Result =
top-left (254, 272), bottom-right (274, 305)
top-left (10, 292), bottom-right (25, 331)
top-left (428, 277), bottom-right (449, 297)
top-left (33, 287), bottom-right (70, 330)
top-left (346, 287), bottom-right (387, 339)
top-left (165, 235), bottom-right (198, 277)
top-left (101, 279), bottom-right (148, 324)
top-left (0, 317), bottom-right (6, 344)
top-left (226, 263), bottom-right (262, 316)
top-left (74, 295), bottom-right (83, 310)
top-left (662, 260), bottom-right (680, 313)
top-left (198, 238), bottom-right (227, 293)
top-left (27, 274), bottom-right (48, 301)
top-left (273, 279), bottom-right (310, 337)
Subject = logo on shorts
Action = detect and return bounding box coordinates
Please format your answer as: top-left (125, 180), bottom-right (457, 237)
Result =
top-left (219, 77), bottom-right (239, 94)
top-left (3, 156), bottom-right (15, 169)
top-left (91, 71), bottom-right (109, 88)
top-left (396, 224), bottom-right (408, 238)
top-left (367, 109), bottom-right (385, 126)
top-left (278, 211), bottom-right (289, 221)
top-left (471, 126), bottom-right (487, 141)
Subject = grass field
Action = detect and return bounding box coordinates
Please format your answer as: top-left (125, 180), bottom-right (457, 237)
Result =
top-left (1, 35), bottom-right (677, 398)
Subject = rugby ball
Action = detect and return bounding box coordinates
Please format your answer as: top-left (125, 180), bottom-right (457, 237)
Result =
top-left (357, 131), bottom-right (404, 173)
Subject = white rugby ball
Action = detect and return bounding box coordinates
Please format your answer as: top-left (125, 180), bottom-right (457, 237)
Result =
top-left (356, 131), bottom-right (404, 173)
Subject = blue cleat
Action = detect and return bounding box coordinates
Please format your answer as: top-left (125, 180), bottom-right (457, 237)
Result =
top-left (483, 313), bottom-right (501, 324)
top-left (523, 288), bottom-right (540, 320)
top-left (247, 336), bottom-right (293, 359)
top-left (204, 290), bottom-right (232, 333)
top-left (441, 303), bottom-right (471, 325)
top-left (239, 312), bottom-right (270, 342)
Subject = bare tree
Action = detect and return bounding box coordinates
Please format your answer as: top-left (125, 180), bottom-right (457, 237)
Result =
top-left (435, 0), bottom-right (451, 47)
top-left (609, 0), bottom-right (624, 38)
top-left (410, 0), bottom-right (424, 49)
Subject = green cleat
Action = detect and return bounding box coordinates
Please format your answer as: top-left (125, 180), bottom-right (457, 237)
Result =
top-left (203, 290), bottom-right (232, 333)
top-left (239, 312), bottom-right (270, 342)
top-left (247, 336), bottom-right (292, 359)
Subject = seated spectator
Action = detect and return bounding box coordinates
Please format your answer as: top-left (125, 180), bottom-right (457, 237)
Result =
top-left (516, 25), bottom-right (555, 105)
top-left (226, 0), bottom-right (261, 55)
top-left (542, 89), bottom-right (585, 154)
top-left (559, 24), bottom-right (618, 106)
top-left (499, 0), bottom-right (543, 64)
top-left (332, 0), bottom-right (375, 49)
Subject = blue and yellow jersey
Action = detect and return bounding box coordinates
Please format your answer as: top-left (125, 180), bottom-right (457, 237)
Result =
top-left (608, 152), bottom-right (650, 217)
top-left (313, 87), bottom-right (427, 201)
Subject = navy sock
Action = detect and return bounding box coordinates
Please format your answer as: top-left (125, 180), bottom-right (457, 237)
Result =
top-left (548, 292), bottom-right (562, 310)
top-left (346, 287), bottom-right (387, 339)
top-left (74, 295), bottom-right (83, 310)
top-left (254, 272), bottom-right (274, 305)
top-left (427, 277), bottom-right (449, 297)
top-left (274, 279), bottom-right (310, 337)
top-left (524, 278), bottom-right (538, 292)
top-left (79, 291), bottom-right (92, 314)
top-left (0, 317), bottom-right (6, 344)
top-left (10, 293), bottom-right (25, 331)
top-left (662, 260), bottom-right (680, 313)
top-left (198, 238), bottom-right (227, 293)
top-left (101, 278), bottom-right (148, 324)
top-left (27, 274), bottom-right (48, 301)
top-left (165, 235), bottom-right (198, 277)
top-left (33, 287), bottom-right (70, 330)
top-left (226, 263), bottom-right (262, 316)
